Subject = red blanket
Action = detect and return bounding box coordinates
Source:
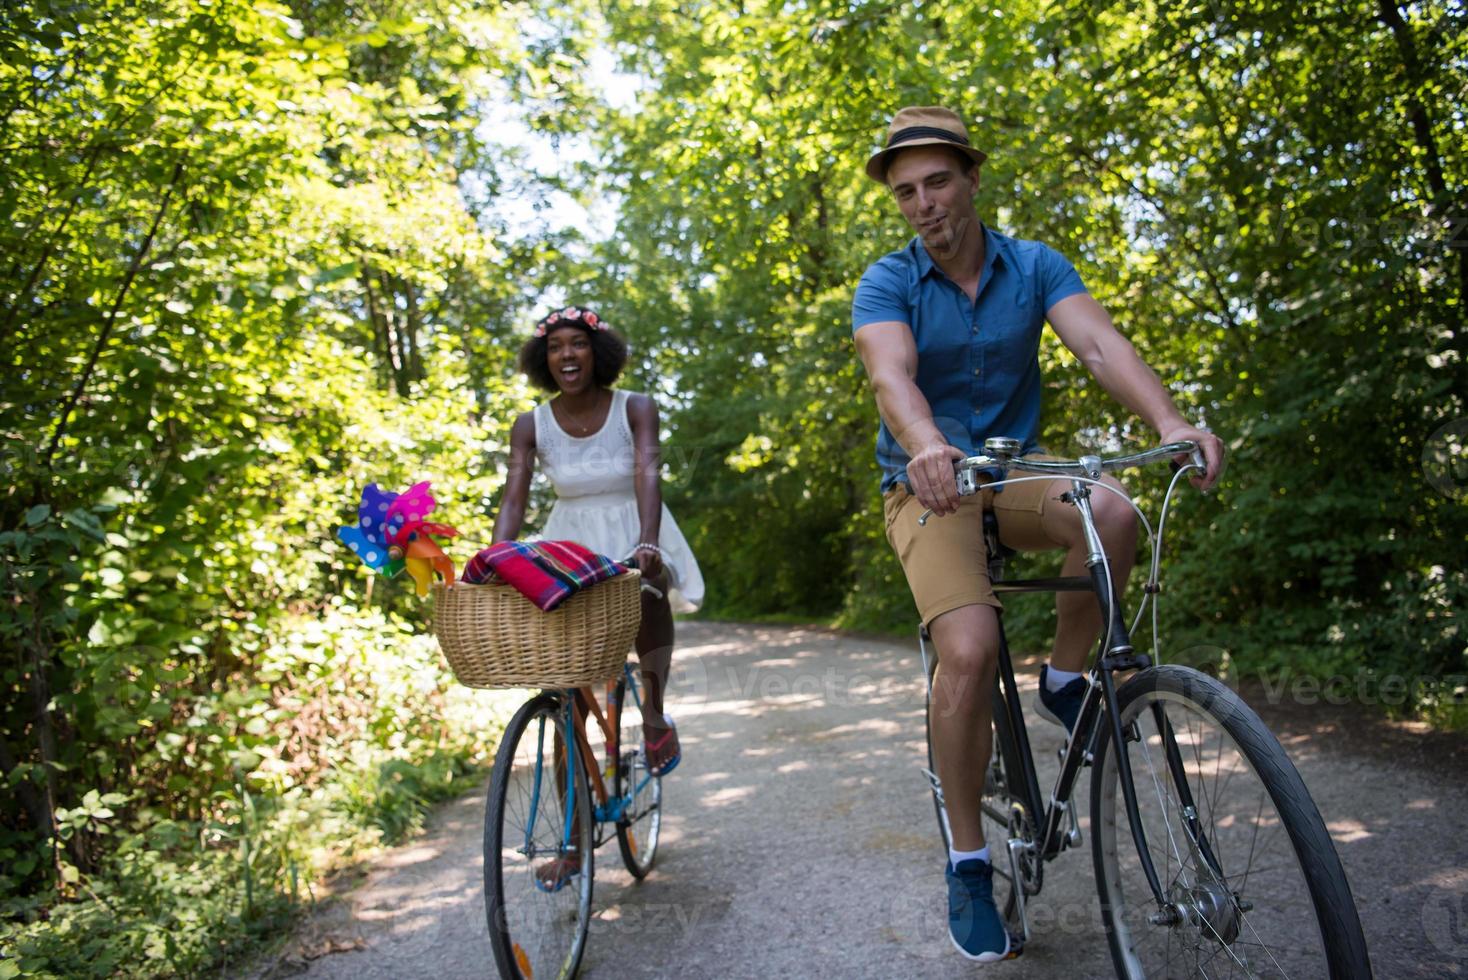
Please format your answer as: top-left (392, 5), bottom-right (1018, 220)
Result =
top-left (461, 540), bottom-right (627, 611)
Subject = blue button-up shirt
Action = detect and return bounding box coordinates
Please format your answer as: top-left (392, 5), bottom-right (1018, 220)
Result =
top-left (852, 226), bottom-right (1088, 492)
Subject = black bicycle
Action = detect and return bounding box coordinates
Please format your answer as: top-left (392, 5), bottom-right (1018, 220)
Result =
top-left (919, 438), bottom-right (1372, 978)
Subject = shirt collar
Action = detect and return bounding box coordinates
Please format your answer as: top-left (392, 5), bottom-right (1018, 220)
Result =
top-left (912, 223), bottom-right (1007, 282)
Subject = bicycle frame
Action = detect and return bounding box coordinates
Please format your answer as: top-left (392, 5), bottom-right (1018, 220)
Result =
top-left (525, 663), bottom-right (654, 862)
top-left (920, 445), bottom-right (1219, 929)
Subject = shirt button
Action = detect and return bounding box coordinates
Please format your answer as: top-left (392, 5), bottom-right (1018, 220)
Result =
top-left (973, 368), bottom-right (981, 376)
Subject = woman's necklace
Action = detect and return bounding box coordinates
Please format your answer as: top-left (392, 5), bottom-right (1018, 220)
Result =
top-left (555, 390), bottom-right (608, 435)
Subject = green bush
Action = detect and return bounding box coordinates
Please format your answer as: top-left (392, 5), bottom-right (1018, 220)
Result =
top-left (1, 606), bottom-right (517, 979)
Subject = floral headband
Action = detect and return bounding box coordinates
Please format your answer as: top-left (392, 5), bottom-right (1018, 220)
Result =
top-left (533, 306), bottom-right (608, 338)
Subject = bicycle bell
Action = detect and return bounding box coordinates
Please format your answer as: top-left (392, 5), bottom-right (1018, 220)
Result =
top-left (983, 437), bottom-right (1022, 460)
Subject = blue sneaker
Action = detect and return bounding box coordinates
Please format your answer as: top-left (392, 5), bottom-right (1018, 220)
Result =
top-left (946, 858), bottom-right (1011, 962)
top-left (1036, 665), bottom-right (1087, 734)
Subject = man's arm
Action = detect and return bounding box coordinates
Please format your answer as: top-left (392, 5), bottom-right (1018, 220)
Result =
top-left (1046, 293), bottom-right (1224, 488)
top-left (853, 321), bottom-right (966, 514)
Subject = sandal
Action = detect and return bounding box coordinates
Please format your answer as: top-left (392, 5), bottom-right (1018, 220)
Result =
top-left (534, 854), bottom-right (582, 893)
top-left (643, 715), bottom-right (681, 777)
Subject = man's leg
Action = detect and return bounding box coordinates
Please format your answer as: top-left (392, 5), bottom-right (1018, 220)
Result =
top-left (881, 486), bottom-right (1011, 960)
top-left (929, 601), bottom-right (1012, 962)
top-left (927, 602), bottom-right (1003, 852)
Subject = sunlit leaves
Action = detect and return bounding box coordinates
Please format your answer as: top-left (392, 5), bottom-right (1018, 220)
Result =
top-left (571, 0), bottom-right (1465, 667)
top-left (0, 0), bottom-right (550, 944)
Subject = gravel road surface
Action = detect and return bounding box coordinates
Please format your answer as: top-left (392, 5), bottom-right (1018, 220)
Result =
top-left (257, 621), bottom-right (1468, 978)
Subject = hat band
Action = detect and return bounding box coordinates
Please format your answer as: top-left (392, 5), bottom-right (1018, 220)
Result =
top-left (887, 125), bottom-right (970, 149)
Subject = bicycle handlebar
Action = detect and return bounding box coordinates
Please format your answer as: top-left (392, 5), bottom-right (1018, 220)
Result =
top-left (952, 438), bottom-right (1205, 495)
top-left (917, 439), bottom-right (1205, 527)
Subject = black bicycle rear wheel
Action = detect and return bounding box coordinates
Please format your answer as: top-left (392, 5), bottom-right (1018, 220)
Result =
top-left (485, 693), bottom-right (594, 980)
top-left (924, 660), bottom-right (1032, 934)
top-left (1090, 665), bottom-right (1371, 978)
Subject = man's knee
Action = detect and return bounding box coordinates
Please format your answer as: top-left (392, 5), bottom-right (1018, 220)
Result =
top-left (931, 635), bottom-right (998, 714)
top-left (1093, 487), bottom-right (1138, 541)
top-left (936, 637), bottom-right (998, 679)
top-left (929, 606), bottom-right (1001, 686)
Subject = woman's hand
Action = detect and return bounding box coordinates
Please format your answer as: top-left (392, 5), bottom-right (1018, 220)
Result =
top-left (633, 544), bottom-right (664, 579)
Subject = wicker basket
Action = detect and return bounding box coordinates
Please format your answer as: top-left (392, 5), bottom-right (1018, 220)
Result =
top-left (430, 570), bottom-right (642, 689)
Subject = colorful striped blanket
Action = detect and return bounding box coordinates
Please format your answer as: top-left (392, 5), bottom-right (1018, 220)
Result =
top-left (461, 540), bottom-right (627, 611)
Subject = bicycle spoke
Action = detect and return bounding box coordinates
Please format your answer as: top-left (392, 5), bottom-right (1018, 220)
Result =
top-left (1236, 789), bottom-right (1268, 899)
top-left (616, 670), bottom-right (662, 877)
top-left (1137, 720), bottom-right (1189, 879)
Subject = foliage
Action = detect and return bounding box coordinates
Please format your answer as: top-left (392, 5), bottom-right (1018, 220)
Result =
top-left (567, 0), bottom-right (1465, 713)
top-left (1, 0), bottom-right (554, 973)
top-left (1, 606), bottom-right (516, 979)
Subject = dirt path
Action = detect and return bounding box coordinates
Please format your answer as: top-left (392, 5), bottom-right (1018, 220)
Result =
top-left (258, 621), bottom-right (1468, 978)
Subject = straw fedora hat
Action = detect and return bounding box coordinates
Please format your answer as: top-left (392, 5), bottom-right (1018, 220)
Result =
top-left (865, 106), bottom-right (988, 183)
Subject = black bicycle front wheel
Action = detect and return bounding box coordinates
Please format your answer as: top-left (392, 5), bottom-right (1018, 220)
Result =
top-left (485, 693), bottom-right (594, 980)
top-left (614, 671), bottom-right (663, 878)
top-left (1090, 665), bottom-right (1371, 978)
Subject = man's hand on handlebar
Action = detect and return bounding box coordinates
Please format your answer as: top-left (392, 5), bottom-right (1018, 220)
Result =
top-left (906, 441), bottom-right (968, 516)
top-left (1158, 423), bottom-right (1224, 491)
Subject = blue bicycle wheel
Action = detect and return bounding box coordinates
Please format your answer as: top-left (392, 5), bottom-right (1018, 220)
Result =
top-left (485, 692), bottom-right (593, 979)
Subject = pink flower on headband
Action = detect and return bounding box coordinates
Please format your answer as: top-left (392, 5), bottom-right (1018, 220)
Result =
top-left (533, 306), bottom-right (609, 337)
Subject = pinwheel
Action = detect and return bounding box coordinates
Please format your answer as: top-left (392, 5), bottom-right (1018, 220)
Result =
top-left (337, 481), bottom-right (458, 596)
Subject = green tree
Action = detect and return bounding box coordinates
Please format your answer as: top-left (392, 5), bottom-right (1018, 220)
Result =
top-left (568, 0), bottom-right (1465, 692)
top-left (1, 2), bottom-right (576, 968)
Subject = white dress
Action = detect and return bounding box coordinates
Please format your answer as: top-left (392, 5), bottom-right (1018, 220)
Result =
top-left (534, 389), bottom-right (705, 613)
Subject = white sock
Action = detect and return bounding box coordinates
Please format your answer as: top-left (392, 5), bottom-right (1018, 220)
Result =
top-left (949, 845), bottom-right (990, 868)
top-left (1045, 665), bottom-right (1083, 692)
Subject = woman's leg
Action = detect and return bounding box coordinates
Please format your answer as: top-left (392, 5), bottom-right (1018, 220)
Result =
top-left (635, 569), bottom-right (677, 768)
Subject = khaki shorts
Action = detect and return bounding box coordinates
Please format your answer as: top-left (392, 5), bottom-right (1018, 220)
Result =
top-left (883, 458), bottom-right (1066, 626)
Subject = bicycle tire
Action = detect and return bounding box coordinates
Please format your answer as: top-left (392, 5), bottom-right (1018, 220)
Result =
top-left (1090, 665), bottom-right (1372, 978)
top-left (485, 693), bottom-right (594, 980)
top-left (924, 664), bottom-right (1029, 930)
top-left (614, 671), bottom-right (663, 877)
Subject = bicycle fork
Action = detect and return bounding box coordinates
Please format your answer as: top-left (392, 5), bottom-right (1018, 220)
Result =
top-left (1072, 480), bottom-right (1235, 918)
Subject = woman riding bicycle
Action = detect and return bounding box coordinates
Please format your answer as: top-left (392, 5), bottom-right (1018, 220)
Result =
top-left (492, 304), bottom-right (704, 794)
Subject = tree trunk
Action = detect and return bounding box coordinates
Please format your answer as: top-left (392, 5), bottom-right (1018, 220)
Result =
top-left (1376, 0), bottom-right (1467, 372)
top-left (42, 159), bottom-right (187, 470)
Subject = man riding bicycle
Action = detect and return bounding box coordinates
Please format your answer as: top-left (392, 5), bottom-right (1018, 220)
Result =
top-left (851, 106), bottom-right (1225, 964)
